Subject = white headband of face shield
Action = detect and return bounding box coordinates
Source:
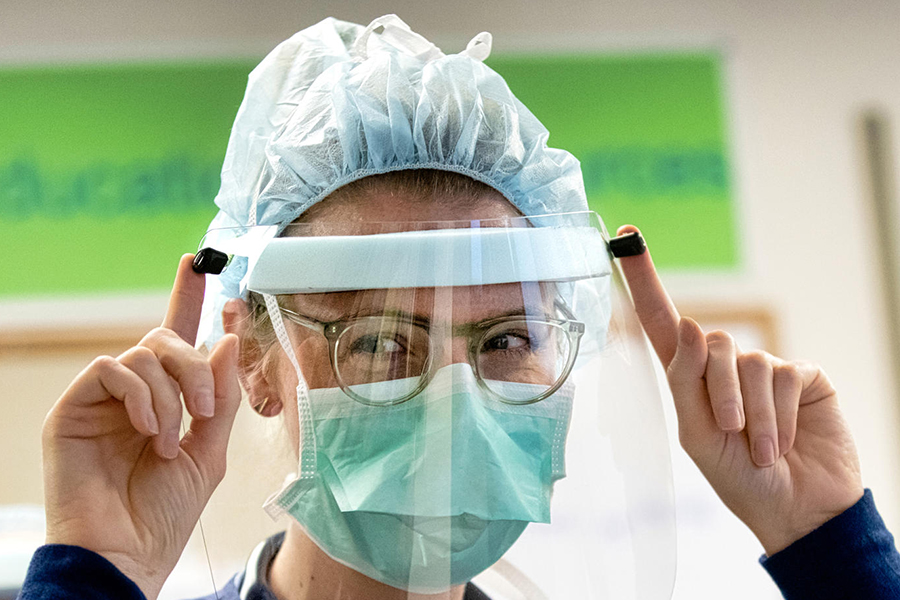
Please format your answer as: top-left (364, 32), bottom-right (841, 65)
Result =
top-left (209, 225), bottom-right (612, 293)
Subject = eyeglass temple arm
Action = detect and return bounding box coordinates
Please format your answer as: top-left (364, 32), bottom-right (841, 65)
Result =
top-left (277, 306), bottom-right (327, 334)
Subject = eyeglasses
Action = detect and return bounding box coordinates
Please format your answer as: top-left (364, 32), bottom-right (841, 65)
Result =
top-left (278, 303), bottom-right (585, 406)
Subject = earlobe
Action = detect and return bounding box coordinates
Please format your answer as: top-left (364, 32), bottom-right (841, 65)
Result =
top-left (222, 298), bottom-right (285, 417)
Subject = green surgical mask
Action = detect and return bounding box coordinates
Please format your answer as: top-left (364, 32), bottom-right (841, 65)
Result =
top-left (264, 363), bottom-right (574, 593)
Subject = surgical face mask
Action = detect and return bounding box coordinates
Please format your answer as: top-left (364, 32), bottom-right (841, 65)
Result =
top-left (263, 363), bottom-right (574, 593)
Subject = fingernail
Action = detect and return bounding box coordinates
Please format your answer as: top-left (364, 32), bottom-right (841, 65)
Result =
top-left (718, 404), bottom-right (744, 431)
top-left (753, 437), bottom-right (776, 467)
top-left (197, 389), bottom-right (215, 418)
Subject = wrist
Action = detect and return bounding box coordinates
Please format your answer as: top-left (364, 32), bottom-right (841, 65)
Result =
top-left (25, 544), bottom-right (156, 600)
top-left (98, 550), bottom-right (166, 600)
top-left (756, 488), bottom-right (865, 556)
top-left (43, 538), bottom-right (166, 600)
top-left (45, 524), bottom-right (174, 599)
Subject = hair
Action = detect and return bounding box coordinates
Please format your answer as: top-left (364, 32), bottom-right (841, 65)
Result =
top-left (295, 168), bottom-right (507, 223)
top-left (242, 169), bottom-right (512, 356)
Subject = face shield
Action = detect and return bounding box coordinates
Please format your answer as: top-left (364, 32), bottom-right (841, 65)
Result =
top-left (190, 210), bottom-right (675, 600)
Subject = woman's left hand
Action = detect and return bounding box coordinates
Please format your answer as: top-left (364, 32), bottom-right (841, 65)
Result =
top-left (618, 225), bottom-right (864, 555)
top-left (41, 256), bottom-right (242, 598)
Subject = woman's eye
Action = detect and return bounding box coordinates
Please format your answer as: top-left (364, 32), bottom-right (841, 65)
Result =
top-left (351, 335), bottom-right (404, 355)
top-left (484, 334), bottom-right (529, 352)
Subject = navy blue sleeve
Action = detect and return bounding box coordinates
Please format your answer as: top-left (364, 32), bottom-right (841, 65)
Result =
top-left (762, 489), bottom-right (900, 599)
top-left (17, 544), bottom-right (146, 600)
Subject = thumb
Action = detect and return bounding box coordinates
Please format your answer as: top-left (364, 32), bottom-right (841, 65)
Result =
top-left (181, 334), bottom-right (241, 491)
top-left (667, 318), bottom-right (718, 441)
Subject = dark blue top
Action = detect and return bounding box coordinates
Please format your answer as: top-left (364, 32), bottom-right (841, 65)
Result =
top-left (760, 489), bottom-right (900, 598)
top-left (17, 490), bottom-right (900, 600)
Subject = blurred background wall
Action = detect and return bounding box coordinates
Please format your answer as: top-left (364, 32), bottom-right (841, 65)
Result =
top-left (2, 1), bottom-right (900, 599)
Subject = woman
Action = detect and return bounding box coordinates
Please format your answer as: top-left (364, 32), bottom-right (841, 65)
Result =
top-left (20, 15), bottom-right (900, 600)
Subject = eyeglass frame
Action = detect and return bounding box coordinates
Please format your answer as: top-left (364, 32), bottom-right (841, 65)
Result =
top-left (276, 300), bottom-right (585, 407)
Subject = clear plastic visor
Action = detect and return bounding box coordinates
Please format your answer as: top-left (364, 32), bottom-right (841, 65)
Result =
top-left (187, 212), bottom-right (675, 600)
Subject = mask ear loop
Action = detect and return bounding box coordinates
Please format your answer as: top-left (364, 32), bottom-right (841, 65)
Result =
top-left (262, 292), bottom-right (318, 480)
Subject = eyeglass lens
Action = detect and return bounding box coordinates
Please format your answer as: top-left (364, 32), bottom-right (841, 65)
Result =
top-left (477, 320), bottom-right (571, 402)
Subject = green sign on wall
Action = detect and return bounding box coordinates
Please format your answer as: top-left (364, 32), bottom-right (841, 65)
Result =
top-left (0, 53), bottom-right (735, 298)
top-left (487, 53), bottom-right (736, 270)
top-left (0, 61), bottom-right (255, 297)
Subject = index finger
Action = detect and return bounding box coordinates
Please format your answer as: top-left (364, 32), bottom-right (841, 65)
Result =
top-left (616, 225), bottom-right (681, 368)
top-left (161, 253), bottom-right (206, 346)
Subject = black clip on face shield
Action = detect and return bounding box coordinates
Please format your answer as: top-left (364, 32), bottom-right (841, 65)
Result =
top-left (606, 231), bottom-right (647, 258)
top-left (192, 248), bottom-right (232, 275)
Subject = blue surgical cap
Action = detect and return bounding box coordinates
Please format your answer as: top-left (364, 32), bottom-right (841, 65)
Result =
top-left (198, 14), bottom-right (589, 347)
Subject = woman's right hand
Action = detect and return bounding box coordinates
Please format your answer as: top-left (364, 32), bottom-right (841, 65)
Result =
top-left (41, 254), bottom-right (242, 599)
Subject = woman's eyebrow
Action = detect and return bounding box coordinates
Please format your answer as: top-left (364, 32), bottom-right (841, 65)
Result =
top-left (370, 308), bottom-right (431, 326)
top-left (478, 308), bottom-right (529, 319)
top-left (289, 291), bottom-right (393, 321)
top-left (369, 306), bottom-right (550, 323)
top-left (310, 306), bottom-right (433, 326)
top-left (287, 302), bottom-right (345, 323)
top-left (459, 306), bottom-right (554, 329)
top-left (290, 298), bottom-right (550, 325)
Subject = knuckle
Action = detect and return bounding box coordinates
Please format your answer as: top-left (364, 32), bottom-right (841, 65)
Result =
top-left (806, 363), bottom-right (837, 396)
top-left (119, 346), bottom-right (158, 370)
top-left (141, 326), bottom-right (166, 343)
top-left (141, 326), bottom-right (178, 347)
top-left (143, 329), bottom-right (209, 378)
top-left (89, 354), bottom-right (118, 373)
top-left (773, 362), bottom-right (801, 385)
top-left (801, 360), bottom-right (826, 378)
top-left (705, 330), bottom-right (734, 347)
top-left (736, 350), bottom-right (771, 373)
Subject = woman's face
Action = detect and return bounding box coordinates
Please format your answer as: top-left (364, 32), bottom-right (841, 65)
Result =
top-left (249, 184), bottom-right (530, 452)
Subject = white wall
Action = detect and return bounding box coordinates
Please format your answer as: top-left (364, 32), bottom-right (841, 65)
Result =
top-left (3, 1), bottom-right (900, 598)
